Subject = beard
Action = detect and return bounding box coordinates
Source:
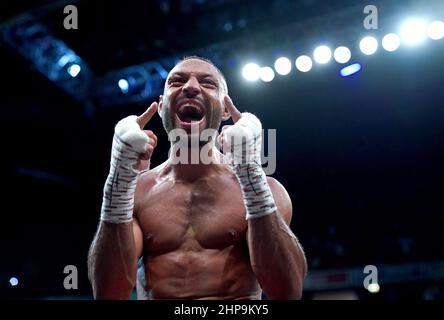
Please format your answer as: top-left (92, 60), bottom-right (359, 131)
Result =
top-left (161, 95), bottom-right (224, 147)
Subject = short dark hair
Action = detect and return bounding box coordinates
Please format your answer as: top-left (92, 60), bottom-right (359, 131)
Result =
top-left (176, 55), bottom-right (228, 94)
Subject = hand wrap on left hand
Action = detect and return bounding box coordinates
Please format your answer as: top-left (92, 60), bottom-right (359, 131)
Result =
top-left (222, 113), bottom-right (277, 220)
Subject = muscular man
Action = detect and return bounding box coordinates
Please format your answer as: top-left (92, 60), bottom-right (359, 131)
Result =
top-left (87, 57), bottom-right (307, 300)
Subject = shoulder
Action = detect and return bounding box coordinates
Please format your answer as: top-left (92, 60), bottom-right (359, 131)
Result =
top-left (266, 176), bottom-right (293, 225)
top-left (136, 160), bottom-right (169, 189)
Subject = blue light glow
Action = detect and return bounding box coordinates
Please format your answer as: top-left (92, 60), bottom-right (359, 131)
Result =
top-left (9, 277), bottom-right (18, 286)
top-left (57, 54), bottom-right (73, 67)
top-left (340, 63), bottom-right (362, 77)
top-left (67, 64), bottom-right (81, 77)
top-left (118, 79), bottom-right (129, 94)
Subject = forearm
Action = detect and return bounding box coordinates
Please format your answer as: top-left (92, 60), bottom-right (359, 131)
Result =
top-left (237, 163), bottom-right (307, 299)
top-left (248, 213), bottom-right (307, 299)
top-left (88, 115), bottom-right (151, 299)
top-left (88, 221), bottom-right (138, 299)
top-left (222, 108), bottom-right (307, 299)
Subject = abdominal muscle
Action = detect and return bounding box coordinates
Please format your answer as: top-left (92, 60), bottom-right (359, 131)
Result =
top-left (138, 242), bottom-right (261, 300)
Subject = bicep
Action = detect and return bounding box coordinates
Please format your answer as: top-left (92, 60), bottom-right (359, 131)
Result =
top-left (267, 177), bottom-right (293, 225)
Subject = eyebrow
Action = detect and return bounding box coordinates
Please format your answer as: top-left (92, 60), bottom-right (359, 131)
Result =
top-left (169, 72), bottom-right (219, 81)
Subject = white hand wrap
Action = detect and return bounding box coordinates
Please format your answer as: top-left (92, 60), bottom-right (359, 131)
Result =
top-left (223, 113), bottom-right (277, 220)
top-left (101, 116), bottom-right (149, 224)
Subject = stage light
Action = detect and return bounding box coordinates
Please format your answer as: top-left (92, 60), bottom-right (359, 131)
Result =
top-left (67, 64), bottom-right (81, 77)
top-left (340, 63), bottom-right (362, 77)
top-left (359, 36), bottom-right (378, 55)
top-left (333, 46), bottom-right (351, 63)
top-left (313, 45), bottom-right (332, 64)
top-left (274, 57), bottom-right (292, 75)
top-left (367, 283), bottom-right (380, 293)
top-left (400, 19), bottom-right (427, 45)
top-left (57, 54), bottom-right (73, 67)
top-left (118, 78), bottom-right (130, 94)
top-left (295, 55), bottom-right (313, 72)
top-left (259, 66), bottom-right (275, 82)
top-left (382, 33), bottom-right (401, 52)
top-left (242, 63), bottom-right (261, 81)
top-left (9, 277), bottom-right (18, 287)
top-left (427, 20), bottom-right (444, 40)
top-left (223, 22), bottom-right (233, 32)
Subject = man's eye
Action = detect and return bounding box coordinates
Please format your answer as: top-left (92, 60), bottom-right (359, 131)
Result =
top-left (170, 79), bottom-right (185, 86)
top-left (201, 80), bottom-right (216, 87)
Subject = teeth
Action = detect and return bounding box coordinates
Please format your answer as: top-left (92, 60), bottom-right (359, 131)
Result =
top-left (178, 105), bottom-right (203, 115)
top-left (176, 103), bottom-right (205, 123)
top-left (178, 103), bottom-right (203, 114)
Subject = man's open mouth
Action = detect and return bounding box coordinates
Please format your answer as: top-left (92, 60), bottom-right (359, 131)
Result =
top-left (176, 104), bottom-right (205, 123)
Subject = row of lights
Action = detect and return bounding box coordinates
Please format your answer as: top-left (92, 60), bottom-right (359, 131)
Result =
top-left (63, 18), bottom-right (444, 84)
top-left (242, 18), bottom-right (444, 81)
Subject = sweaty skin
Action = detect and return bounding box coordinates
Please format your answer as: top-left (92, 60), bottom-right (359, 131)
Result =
top-left (133, 161), bottom-right (261, 299)
top-left (88, 58), bottom-right (306, 300)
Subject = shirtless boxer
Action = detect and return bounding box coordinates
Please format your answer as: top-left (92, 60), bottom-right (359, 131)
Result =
top-left (87, 57), bottom-right (307, 300)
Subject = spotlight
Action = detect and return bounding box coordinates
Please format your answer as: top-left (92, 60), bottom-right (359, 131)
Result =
top-left (340, 63), bottom-right (362, 77)
top-left (274, 57), bottom-right (292, 75)
top-left (427, 20), bottom-right (444, 40)
top-left (382, 33), bottom-right (401, 52)
top-left (359, 36), bottom-right (378, 55)
top-left (367, 283), bottom-right (380, 294)
top-left (313, 45), bottom-right (332, 64)
top-left (116, 70), bottom-right (150, 97)
top-left (67, 64), bottom-right (81, 77)
top-left (259, 66), bottom-right (275, 82)
top-left (295, 55), bottom-right (313, 72)
top-left (223, 22), bottom-right (233, 32)
top-left (242, 63), bottom-right (261, 81)
top-left (118, 78), bottom-right (130, 94)
top-left (400, 19), bottom-right (427, 45)
top-left (9, 277), bottom-right (19, 287)
top-left (333, 46), bottom-right (351, 64)
top-left (57, 53), bottom-right (74, 68)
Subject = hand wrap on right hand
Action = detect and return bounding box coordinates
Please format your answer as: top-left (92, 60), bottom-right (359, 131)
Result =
top-left (100, 116), bottom-right (149, 224)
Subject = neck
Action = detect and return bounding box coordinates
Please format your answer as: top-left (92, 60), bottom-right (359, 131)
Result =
top-left (167, 143), bottom-right (226, 182)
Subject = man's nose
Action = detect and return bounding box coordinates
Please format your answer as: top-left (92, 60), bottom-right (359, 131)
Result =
top-left (182, 77), bottom-right (201, 97)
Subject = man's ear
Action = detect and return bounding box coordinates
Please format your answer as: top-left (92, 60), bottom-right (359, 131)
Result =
top-left (158, 95), bottom-right (163, 118)
top-left (221, 98), bottom-right (230, 121)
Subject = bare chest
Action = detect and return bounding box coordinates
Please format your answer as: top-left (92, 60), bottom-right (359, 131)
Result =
top-left (136, 177), bottom-right (247, 254)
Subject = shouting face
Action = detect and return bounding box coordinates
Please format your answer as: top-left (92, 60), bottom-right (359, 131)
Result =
top-left (159, 59), bottom-right (229, 141)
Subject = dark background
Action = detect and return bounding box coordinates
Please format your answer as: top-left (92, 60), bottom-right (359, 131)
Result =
top-left (1, 0), bottom-right (443, 299)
